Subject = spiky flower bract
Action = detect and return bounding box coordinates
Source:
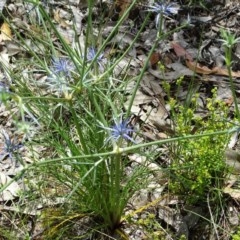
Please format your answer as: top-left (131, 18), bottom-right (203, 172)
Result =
top-left (111, 119), bottom-right (135, 142)
top-left (148, 1), bottom-right (180, 16)
top-left (51, 58), bottom-right (74, 78)
top-left (148, 1), bottom-right (180, 27)
top-left (47, 58), bottom-right (74, 96)
top-left (100, 117), bottom-right (136, 144)
top-left (87, 46), bottom-right (105, 69)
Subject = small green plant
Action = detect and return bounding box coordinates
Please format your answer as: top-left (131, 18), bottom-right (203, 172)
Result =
top-left (136, 213), bottom-right (166, 239)
top-left (232, 227), bottom-right (240, 240)
top-left (169, 88), bottom-right (231, 203)
top-left (178, 235), bottom-right (188, 240)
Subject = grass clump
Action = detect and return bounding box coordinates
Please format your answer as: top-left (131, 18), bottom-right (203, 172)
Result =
top-left (169, 88), bottom-right (231, 203)
top-left (0, 0), bottom-right (152, 238)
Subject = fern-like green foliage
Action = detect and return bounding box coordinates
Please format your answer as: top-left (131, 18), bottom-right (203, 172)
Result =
top-left (169, 88), bottom-right (231, 203)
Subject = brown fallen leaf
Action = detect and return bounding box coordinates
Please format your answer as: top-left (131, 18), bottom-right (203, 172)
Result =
top-left (0, 22), bottom-right (12, 42)
top-left (115, 0), bottom-right (131, 17)
top-left (186, 60), bottom-right (217, 75)
top-left (225, 96), bottom-right (234, 106)
top-left (186, 60), bottom-right (240, 77)
top-left (150, 52), bottom-right (161, 68)
top-left (171, 41), bottom-right (193, 61)
top-left (171, 41), bottom-right (240, 78)
top-left (214, 67), bottom-right (240, 78)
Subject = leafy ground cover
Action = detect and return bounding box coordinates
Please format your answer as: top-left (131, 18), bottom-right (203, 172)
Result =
top-left (0, 0), bottom-right (240, 239)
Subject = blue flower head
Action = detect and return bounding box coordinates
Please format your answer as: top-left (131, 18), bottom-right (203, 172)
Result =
top-left (47, 58), bottom-right (74, 96)
top-left (148, 1), bottom-right (180, 16)
top-left (148, 1), bottom-right (180, 27)
top-left (100, 117), bottom-right (136, 144)
top-left (51, 58), bottom-right (74, 77)
top-left (87, 47), bottom-right (104, 61)
top-left (87, 47), bottom-right (105, 69)
top-left (111, 119), bottom-right (135, 142)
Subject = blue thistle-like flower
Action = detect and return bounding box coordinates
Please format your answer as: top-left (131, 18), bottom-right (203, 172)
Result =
top-left (87, 47), bottom-right (105, 69)
top-left (87, 47), bottom-right (104, 61)
top-left (111, 119), bottom-right (135, 142)
top-left (100, 117), bottom-right (136, 144)
top-left (0, 131), bottom-right (23, 160)
top-left (148, 1), bottom-right (180, 27)
top-left (47, 58), bottom-right (75, 96)
top-left (51, 58), bottom-right (74, 77)
top-left (148, 1), bottom-right (180, 15)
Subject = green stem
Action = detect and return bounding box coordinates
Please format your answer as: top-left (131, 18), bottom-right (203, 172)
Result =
top-left (80, 0), bottom-right (94, 86)
top-left (21, 96), bottom-right (69, 102)
top-left (84, 0), bottom-right (140, 74)
top-left (126, 19), bottom-right (187, 117)
top-left (68, 100), bottom-right (89, 154)
top-left (28, 128), bottom-right (236, 165)
top-left (89, 88), bottom-right (118, 148)
top-left (112, 149), bottom-right (122, 227)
